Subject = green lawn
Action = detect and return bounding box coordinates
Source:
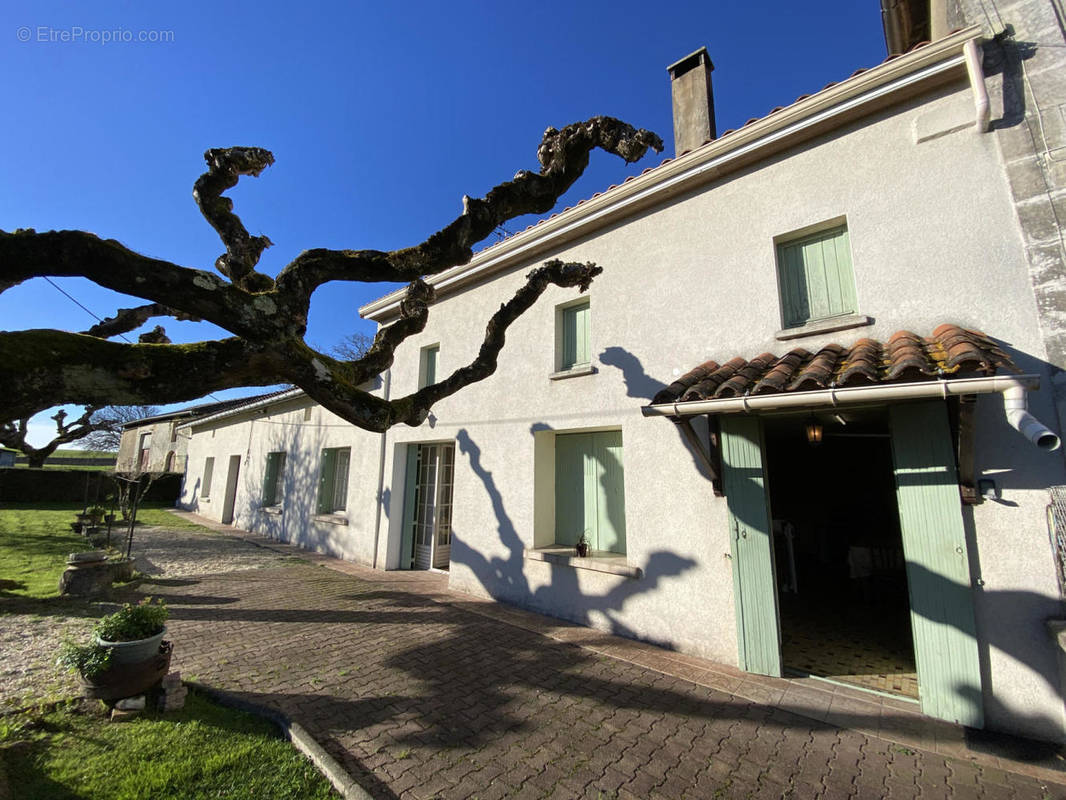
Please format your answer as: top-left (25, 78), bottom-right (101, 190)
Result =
top-left (1, 692), bottom-right (335, 799)
top-left (0, 503), bottom-right (212, 600)
top-left (0, 504), bottom-right (91, 599)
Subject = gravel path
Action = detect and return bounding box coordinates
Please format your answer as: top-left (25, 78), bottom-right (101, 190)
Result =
top-left (0, 516), bottom-right (292, 709)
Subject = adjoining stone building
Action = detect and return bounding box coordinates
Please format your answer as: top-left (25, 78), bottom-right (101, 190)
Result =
top-left (177, 2), bottom-right (1066, 743)
top-left (116, 394), bottom-right (284, 474)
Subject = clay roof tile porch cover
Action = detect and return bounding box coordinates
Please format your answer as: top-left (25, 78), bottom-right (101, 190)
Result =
top-left (650, 325), bottom-right (1016, 406)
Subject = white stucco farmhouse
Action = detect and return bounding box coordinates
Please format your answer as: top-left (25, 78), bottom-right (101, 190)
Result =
top-left (176, 3), bottom-right (1066, 744)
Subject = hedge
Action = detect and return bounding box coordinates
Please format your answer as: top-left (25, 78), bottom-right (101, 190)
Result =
top-left (0, 469), bottom-right (182, 504)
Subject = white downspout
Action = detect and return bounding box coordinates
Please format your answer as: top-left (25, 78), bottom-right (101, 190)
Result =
top-left (1003, 382), bottom-right (1061, 450)
top-left (371, 369), bottom-right (391, 569)
top-left (964, 39), bottom-right (991, 133)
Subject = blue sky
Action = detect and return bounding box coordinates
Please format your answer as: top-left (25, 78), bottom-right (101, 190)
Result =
top-left (1, 0), bottom-right (887, 446)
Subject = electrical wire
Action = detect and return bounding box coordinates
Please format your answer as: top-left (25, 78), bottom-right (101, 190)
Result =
top-left (42, 275), bottom-right (224, 403)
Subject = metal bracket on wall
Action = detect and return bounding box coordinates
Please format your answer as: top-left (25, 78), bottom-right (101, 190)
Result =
top-left (675, 415), bottom-right (723, 495)
top-left (953, 394), bottom-right (979, 505)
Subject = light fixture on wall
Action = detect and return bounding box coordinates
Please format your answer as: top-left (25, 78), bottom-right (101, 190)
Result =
top-left (805, 419), bottom-right (823, 445)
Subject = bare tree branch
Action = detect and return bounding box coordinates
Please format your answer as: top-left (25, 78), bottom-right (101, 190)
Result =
top-left (192, 147), bottom-right (276, 291)
top-left (80, 405), bottom-right (160, 451)
top-left (394, 260), bottom-right (602, 426)
top-left (0, 117), bottom-right (662, 431)
top-left (82, 303), bottom-right (201, 339)
top-left (0, 405), bottom-right (103, 467)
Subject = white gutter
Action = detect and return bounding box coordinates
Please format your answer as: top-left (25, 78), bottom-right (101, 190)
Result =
top-left (641, 375), bottom-right (1060, 451)
top-left (963, 39), bottom-right (991, 133)
top-left (360, 27), bottom-right (982, 322)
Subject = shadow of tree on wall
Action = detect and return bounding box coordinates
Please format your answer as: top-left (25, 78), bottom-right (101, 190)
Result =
top-left (599, 345), bottom-right (715, 480)
top-left (451, 428), bottom-right (696, 649)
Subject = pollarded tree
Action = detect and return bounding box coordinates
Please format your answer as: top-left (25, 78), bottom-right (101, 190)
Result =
top-left (0, 118), bottom-right (661, 431)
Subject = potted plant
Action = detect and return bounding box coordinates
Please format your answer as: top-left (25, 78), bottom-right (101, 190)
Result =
top-left (57, 597), bottom-right (171, 701)
top-left (576, 532), bottom-right (591, 558)
top-left (93, 597), bottom-right (168, 663)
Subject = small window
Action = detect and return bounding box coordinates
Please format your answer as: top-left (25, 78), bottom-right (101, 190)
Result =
top-left (138, 432), bottom-right (151, 471)
top-left (303, 406), bottom-right (312, 422)
top-left (317, 447), bottom-right (351, 514)
top-left (262, 451), bottom-right (286, 506)
top-left (201, 457), bottom-right (215, 498)
top-left (419, 344), bottom-right (440, 389)
top-left (164, 451), bottom-right (175, 472)
top-left (776, 223), bottom-right (856, 329)
top-left (557, 299), bottom-right (591, 371)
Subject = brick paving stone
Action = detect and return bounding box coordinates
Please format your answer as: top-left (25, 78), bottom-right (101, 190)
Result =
top-left (140, 562), bottom-right (1064, 800)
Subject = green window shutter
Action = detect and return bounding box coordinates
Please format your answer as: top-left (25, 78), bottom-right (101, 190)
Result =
top-left (317, 449), bottom-right (336, 514)
top-left (890, 401), bottom-right (983, 728)
top-left (555, 431), bottom-right (626, 554)
top-left (777, 225), bottom-right (855, 328)
top-left (555, 433), bottom-right (590, 546)
top-left (274, 453), bottom-right (286, 504)
top-left (720, 415), bottom-right (782, 677)
top-left (594, 431), bottom-right (626, 553)
top-left (202, 457), bottom-right (214, 498)
top-left (400, 445), bottom-right (419, 569)
top-left (561, 301), bottom-right (590, 369)
top-left (420, 345), bottom-right (439, 388)
top-left (333, 448), bottom-right (350, 512)
top-left (262, 453), bottom-right (280, 505)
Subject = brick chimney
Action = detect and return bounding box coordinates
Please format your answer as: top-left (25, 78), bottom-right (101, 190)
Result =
top-left (667, 48), bottom-right (716, 157)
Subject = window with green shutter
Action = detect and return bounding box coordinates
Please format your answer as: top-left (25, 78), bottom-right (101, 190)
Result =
top-left (554, 430), bottom-right (626, 554)
top-left (262, 451), bottom-right (286, 506)
top-left (776, 224), bottom-right (856, 329)
top-left (201, 457), bottom-right (214, 499)
top-left (316, 447), bottom-right (351, 514)
top-left (558, 299), bottom-right (591, 371)
top-left (419, 344), bottom-right (439, 389)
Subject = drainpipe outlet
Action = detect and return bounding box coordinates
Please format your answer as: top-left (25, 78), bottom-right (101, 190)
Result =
top-left (1004, 383), bottom-right (1061, 451)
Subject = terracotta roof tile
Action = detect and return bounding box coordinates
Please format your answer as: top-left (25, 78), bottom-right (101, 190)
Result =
top-left (652, 325), bottom-right (1017, 405)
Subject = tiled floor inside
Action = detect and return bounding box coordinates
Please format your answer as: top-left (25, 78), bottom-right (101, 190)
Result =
top-left (780, 598), bottom-right (920, 698)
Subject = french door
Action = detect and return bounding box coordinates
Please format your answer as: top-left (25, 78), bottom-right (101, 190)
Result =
top-left (409, 443), bottom-right (454, 570)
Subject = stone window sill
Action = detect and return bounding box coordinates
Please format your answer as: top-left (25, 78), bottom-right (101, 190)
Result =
top-left (550, 364), bottom-right (596, 381)
top-left (259, 505), bottom-right (283, 516)
top-left (775, 314), bottom-right (872, 341)
top-left (314, 513), bottom-right (348, 526)
top-left (524, 546), bottom-right (642, 579)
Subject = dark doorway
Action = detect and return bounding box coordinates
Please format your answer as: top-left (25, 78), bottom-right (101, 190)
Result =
top-left (763, 408), bottom-right (918, 698)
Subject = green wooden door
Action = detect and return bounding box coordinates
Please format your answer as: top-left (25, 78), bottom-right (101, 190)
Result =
top-left (555, 431), bottom-right (626, 552)
top-left (720, 416), bottom-right (782, 676)
top-left (890, 401), bottom-right (983, 728)
top-left (399, 445), bottom-right (418, 569)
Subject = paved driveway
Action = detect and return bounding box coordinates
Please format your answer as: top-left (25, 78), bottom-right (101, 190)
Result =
top-left (147, 560), bottom-right (1063, 800)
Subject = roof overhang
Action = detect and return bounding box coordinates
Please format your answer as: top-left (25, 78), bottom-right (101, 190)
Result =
top-left (641, 374), bottom-right (1040, 419)
top-left (176, 388), bottom-right (306, 430)
top-left (360, 27), bottom-right (981, 323)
